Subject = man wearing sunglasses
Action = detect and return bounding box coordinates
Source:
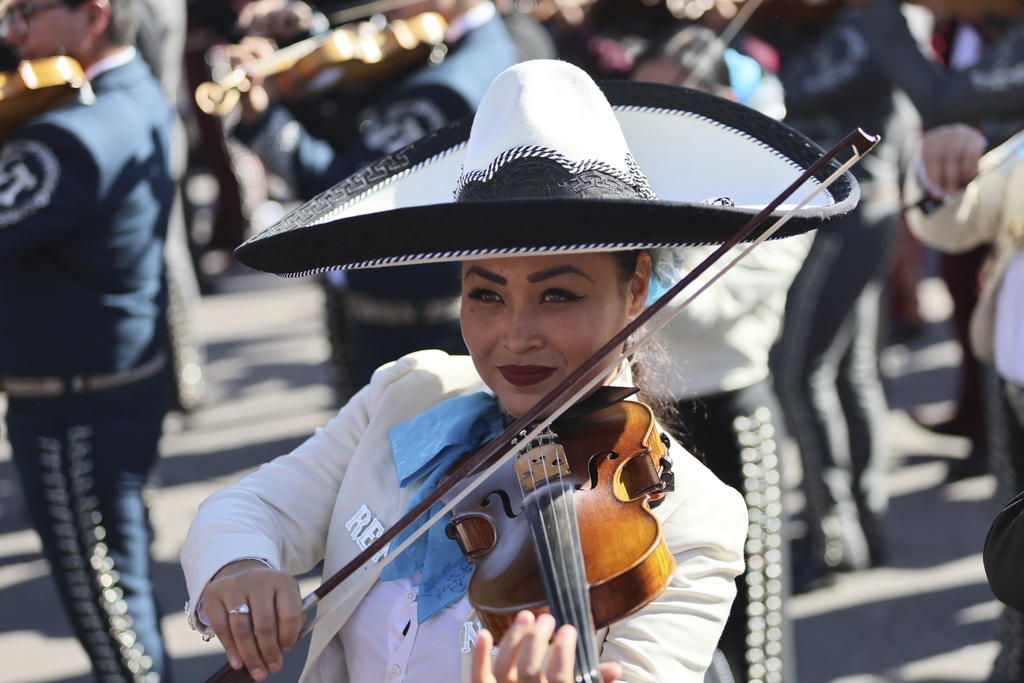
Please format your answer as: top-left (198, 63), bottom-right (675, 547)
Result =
top-left (0, 0), bottom-right (175, 681)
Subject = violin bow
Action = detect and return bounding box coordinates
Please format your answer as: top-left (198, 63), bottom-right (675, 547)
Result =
top-left (204, 127), bottom-right (878, 683)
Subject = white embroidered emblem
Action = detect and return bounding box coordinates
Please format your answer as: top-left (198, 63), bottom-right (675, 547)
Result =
top-left (345, 504), bottom-right (388, 562)
top-left (362, 98), bottom-right (447, 155)
top-left (460, 619), bottom-right (498, 655)
top-left (0, 139), bottom-right (60, 228)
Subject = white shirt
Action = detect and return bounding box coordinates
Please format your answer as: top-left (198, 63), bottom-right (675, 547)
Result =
top-left (995, 248), bottom-right (1024, 386)
top-left (84, 45), bottom-right (137, 80)
top-left (338, 573), bottom-right (475, 682)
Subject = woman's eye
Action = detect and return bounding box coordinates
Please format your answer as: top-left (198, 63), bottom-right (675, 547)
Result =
top-left (543, 288), bottom-right (584, 303)
top-left (466, 288), bottom-right (502, 303)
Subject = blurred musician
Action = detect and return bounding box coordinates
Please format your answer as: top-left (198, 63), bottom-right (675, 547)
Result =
top-left (0, 0), bottom-right (176, 680)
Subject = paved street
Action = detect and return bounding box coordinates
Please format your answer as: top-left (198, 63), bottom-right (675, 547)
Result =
top-left (0, 265), bottom-right (1009, 683)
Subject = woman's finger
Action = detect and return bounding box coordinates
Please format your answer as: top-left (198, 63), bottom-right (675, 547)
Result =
top-left (202, 562), bottom-right (299, 680)
top-left (250, 591), bottom-right (287, 677)
top-left (491, 611), bottom-right (535, 681)
top-left (543, 624), bottom-right (578, 683)
top-left (599, 661), bottom-right (623, 682)
top-left (472, 628), bottom-right (498, 683)
top-left (274, 583), bottom-right (305, 653)
top-left (227, 600), bottom-right (269, 681)
top-left (517, 613), bottom-right (558, 682)
top-left (206, 599), bottom-right (244, 671)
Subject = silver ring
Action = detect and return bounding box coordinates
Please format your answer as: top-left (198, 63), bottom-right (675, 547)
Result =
top-left (228, 603), bottom-right (250, 616)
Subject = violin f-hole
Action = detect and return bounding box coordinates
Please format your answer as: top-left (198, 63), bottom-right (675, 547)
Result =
top-left (582, 448), bottom-right (665, 502)
top-left (581, 450), bottom-right (617, 492)
top-left (445, 490), bottom-right (517, 557)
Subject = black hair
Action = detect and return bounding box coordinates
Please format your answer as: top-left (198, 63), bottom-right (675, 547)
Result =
top-left (610, 250), bottom-right (681, 438)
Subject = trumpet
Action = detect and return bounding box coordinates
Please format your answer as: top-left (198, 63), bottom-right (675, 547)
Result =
top-left (195, 11), bottom-right (448, 117)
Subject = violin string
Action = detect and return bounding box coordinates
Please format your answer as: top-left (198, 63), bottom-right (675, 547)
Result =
top-left (560, 448), bottom-right (601, 682)
top-left (523, 434), bottom-right (598, 680)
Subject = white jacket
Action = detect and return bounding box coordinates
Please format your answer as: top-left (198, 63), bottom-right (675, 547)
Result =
top-left (904, 132), bottom-right (1024, 364)
top-left (658, 236), bottom-right (811, 398)
top-left (181, 350), bottom-right (747, 682)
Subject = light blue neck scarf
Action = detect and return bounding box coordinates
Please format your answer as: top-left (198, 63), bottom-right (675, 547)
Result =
top-left (380, 391), bottom-right (506, 623)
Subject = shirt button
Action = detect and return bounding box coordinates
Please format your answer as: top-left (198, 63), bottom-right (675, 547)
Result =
top-left (405, 591), bottom-right (417, 602)
top-left (389, 664), bottom-right (402, 677)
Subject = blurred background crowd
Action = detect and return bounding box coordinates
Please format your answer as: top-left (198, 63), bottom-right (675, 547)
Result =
top-left (4, 0), bottom-right (1024, 681)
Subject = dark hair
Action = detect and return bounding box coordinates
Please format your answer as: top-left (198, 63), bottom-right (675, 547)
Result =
top-left (610, 250), bottom-right (680, 437)
top-left (63, 0), bottom-right (140, 46)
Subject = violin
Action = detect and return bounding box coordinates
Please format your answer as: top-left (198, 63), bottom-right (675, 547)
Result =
top-left (0, 56), bottom-right (86, 145)
top-left (443, 393), bottom-right (674, 680)
top-left (194, 11), bottom-right (448, 117)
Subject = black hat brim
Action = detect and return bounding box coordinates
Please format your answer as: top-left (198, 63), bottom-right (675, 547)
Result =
top-left (235, 80), bottom-right (859, 276)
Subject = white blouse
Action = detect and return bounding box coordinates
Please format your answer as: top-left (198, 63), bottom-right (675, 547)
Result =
top-left (338, 573), bottom-right (473, 682)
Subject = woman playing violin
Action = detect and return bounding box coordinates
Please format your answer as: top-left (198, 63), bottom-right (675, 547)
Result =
top-left (181, 59), bottom-right (859, 682)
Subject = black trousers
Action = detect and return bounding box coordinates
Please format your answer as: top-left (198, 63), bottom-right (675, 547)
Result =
top-left (675, 379), bottom-right (794, 683)
top-left (6, 371), bottom-right (172, 682)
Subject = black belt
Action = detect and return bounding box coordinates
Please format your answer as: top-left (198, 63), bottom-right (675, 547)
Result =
top-left (0, 353), bottom-right (167, 399)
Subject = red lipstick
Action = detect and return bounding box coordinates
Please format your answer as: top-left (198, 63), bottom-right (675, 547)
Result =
top-left (498, 365), bottom-right (555, 387)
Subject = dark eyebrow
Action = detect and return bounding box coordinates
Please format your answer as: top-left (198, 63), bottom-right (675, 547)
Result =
top-left (463, 264), bottom-right (595, 285)
top-left (528, 265), bottom-right (594, 284)
top-left (464, 265), bottom-right (507, 285)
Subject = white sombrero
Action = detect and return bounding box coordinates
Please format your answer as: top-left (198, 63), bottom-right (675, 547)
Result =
top-left (234, 59), bottom-right (859, 276)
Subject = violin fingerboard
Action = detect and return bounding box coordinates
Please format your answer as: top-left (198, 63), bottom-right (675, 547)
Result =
top-left (524, 481), bottom-right (601, 682)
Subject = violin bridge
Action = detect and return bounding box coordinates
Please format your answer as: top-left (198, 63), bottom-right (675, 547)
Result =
top-left (513, 436), bottom-right (571, 492)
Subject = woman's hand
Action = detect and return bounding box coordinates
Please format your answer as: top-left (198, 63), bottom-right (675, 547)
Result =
top-left (471, 611), bottom-right (622, 683)
top-left (201, 560), bottom-right (304, 681)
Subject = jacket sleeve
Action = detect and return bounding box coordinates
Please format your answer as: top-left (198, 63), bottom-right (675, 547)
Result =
top-left (179, 350), bottom-right (480, 635)
top-left (0, 123), bottom-right (98, 261)
top-left (778, 11), bottom-right (890, 117)
top-left (665, 236), bottom-right (811, 337)
top-left (858, 0), bottom-right (1024, 128)
top-left (904, 146), bottom-right (1013, 254)
top-left (179, 381), bottom-right (375, 633)
top-left (985, 490), bottom-right (1024, 613)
